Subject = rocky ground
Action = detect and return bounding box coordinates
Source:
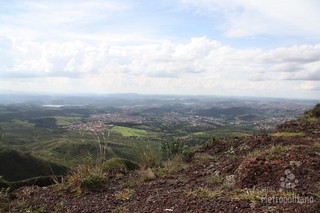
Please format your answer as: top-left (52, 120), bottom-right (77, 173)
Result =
top-left (1, 112), bottom-right (320, 212)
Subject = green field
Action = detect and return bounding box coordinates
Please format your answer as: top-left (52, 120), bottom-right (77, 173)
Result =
top-left (54, 116), bottom-right (83, 126)
top-left (112, 126), bottom-right (148, 137)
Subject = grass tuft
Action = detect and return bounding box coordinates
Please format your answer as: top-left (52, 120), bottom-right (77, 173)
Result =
top-left (313, 142), bottom-right (320, 148)
top-left (63, 154), bottom-right (107, 193)
top-left (114, 188), bottom-right (135, 200)
top-left (102, 158), bottom-right (139, 174)
top-left (185, 187), bottom-right (224, 198)
top-left (272, 132), bottom-right (305, 137)
top-left (207, 174), bottom-right (224, 185)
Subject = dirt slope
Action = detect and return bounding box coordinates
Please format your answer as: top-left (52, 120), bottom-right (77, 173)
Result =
top-left (2, 118), bottom-right (320, 213)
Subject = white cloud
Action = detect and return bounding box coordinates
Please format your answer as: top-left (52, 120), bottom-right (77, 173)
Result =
top-left (260, 45), bottom-right (320, 64)
top-left (297, 81), bottom-right (320, 91)
top-left (253, 45), bottom-right (320, 81)
top-left (0, 35), bottom-right (319, 98)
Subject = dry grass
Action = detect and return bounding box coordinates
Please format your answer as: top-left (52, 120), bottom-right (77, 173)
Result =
top-left (114, 188), bottom-right (135, 200)
top-left (207, 174), bottom-right (224, 185)
top-left (185, 187), bottom-right (224, 198)
top-left (272, 132), bottom-right (305, 137)
top-left (193, 153), bottom-right (216, 162)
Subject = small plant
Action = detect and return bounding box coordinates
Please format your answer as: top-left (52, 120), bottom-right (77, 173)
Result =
top-left (220, 183), bottom-right (233, 191)
top-left (312, 191), bottom-right (320, 198)
top-left (64, 154), bottom-right (107, 193)
top-left (113, 206), bottom-right (129, 213)
top-left (185, 187), bottom-right (223, 198)
top-left (138, 144), bottom-right (160, 169)
top-left (139, 168), bottom-right (156, 182)
top-left (272, 132), bottom-right (305, 137)
top-left (311, 182), bottom-right (320, 198)
top-left (121, 179), bottom-right (138, 188)
top-left (268, 145), bottom-right (294, 155)
top-left (181, 147), bottom-right (193, 163)
top-left (193, 153), bottom-right (215, 162)
top-left (223, 175), bottom-right (236, 188)
top-left (159, 155), bottom-right (188, 176)
top-left (81, 173), bottom-right (107, 192)
top-left (0, 187), bottom-right (10, 209)
top-left (161, 140), bottom-right (185, 160)
top-left (102, 158), bottom-right (139, 174)
top-left (246, 149), bottom-right (264, 158)
top-left (225, 146), bottom-right (236, 158)
top-left (114, 188), bottom-right (135, 200)
top-left (301, 104), bottom-right (320, 120)
top-left (313, 142), bottom-right (320, 148)
top-left (231, 188), bottom-right (265, 202)
top-left (54, 201), bottom-right (65, 212)
top-left (204, 137), bottom-right (219, 147)
top-left (207, 174), bottom-right (224, 185)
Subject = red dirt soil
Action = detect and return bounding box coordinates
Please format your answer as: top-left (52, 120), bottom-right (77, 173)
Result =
top-left (2, 120), bottom-right (320, 213)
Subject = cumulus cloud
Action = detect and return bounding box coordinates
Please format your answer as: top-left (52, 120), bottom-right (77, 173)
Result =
top-left (259, 45), bottom-right (320, 64)
top-left (252, 45), bottom-right (320, 81)
top-left (1, 1), bottom-right (319, 98)
top-left (1, 36), bottom-right (319, 86)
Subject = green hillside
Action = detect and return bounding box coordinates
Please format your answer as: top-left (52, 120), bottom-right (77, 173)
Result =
top-left (0, 148), bottom-right (68, 181)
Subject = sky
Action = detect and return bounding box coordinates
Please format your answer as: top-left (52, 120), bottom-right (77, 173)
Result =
top-left (0, 0), bottom-right (320, 99)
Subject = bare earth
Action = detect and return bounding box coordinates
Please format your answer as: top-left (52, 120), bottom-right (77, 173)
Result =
top-left (3, 120), bottom-right (320, 213)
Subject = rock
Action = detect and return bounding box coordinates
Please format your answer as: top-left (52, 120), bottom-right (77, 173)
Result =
top-left (224, 175), bottom-right (236, 187)
top-left (289, 160), bottom-right (302, 167)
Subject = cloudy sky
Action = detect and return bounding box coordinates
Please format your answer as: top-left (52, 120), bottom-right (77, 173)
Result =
top-left (1, 0), bottom-right (320, 99)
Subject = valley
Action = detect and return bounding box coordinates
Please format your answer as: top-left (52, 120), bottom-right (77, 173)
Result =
top-left (0, 94), bottom-right (316, 171)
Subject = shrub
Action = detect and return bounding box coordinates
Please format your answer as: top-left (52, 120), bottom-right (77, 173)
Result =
top-left (114, 188), bottom-right (135, 200)
top-left (81, 174), bottom-right (107, 192)
top-left (207, 174), bottom-right (224, 185)
top-left (138, 145), bottom-right (160, 169)
top-left (102, 158), bottom-right (140, 174)
top-left (181, 148), bottom-right (193, 163)
top-left (204, 137), bottom-right (219, 147)
top-left (64, 154), bottom-right (107, 193)
top-left (161, 140), bottom-right (185, 160)
top-left (156, 155), bottom-right (188, 176)
top-left (304, 104), bottom-right (320, 118)
top-left (139, 168), bottom-right (156, 182)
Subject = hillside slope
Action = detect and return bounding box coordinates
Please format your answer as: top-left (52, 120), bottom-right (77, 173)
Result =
top-left (2, 105), bottom-right (320, 212)
top-left (0, 148), bottom-right (67, 182)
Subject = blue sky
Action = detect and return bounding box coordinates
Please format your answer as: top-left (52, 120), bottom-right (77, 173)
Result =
top-left (0, 0), bottom-right (320, 99)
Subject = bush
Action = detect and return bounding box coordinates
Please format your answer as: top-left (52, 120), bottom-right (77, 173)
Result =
top-left (138, 146), bottom-right (160, 169)
top-left (161, 140), bottom-right (193, 162)
top-left (164, 155), bottom-right (185, 174)
top-left (161, 140), bottom-right (184, 160)
top-left (139, 168), bottom-right (156, 182)
top-left (181, 148), bottom-right (193, 163)
top-left (81, 174), bottom-right (107, 192)
top-left (64, 154), bottom-right (107, 193)
top-left (102, 158), bottom-right (140, 174)
top-left (302, 103), bottom-right (320, 119)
